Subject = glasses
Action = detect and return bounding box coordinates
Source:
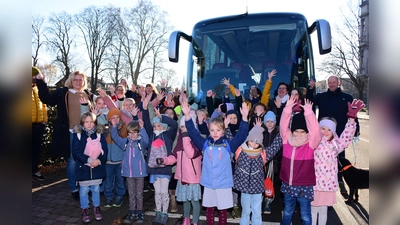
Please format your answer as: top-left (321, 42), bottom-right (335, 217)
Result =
top-left (73, 79), bottom-right (83, 83)
top-left (278, 87), bottom-right (287, 90)
top-left (128, 131), bottom-right (139, 135)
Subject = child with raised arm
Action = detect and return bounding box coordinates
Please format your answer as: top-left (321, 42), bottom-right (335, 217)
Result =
top-left (181, 99), bottom-right (249, 225)
top-left (72, 112), bottom-right (108, 223)
top-left (141, 95), bottom-right (178, 225)
top-left (157, 116), bottom-right (203, 225)
top-left (233, 117), bottom-right (282, 225)
top-left (311, 100), bottom-right (365, 225)
top-left (110, 118), bottom-right (149, 224)
top-left (279, 95), bottom-right (322, 225)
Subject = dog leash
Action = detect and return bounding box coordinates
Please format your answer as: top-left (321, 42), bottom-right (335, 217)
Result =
top-left (352, 136), bottom-right (360, 166)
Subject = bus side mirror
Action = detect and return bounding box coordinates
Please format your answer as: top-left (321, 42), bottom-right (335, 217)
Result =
top-left (168, 31), bottom-right (192, 63)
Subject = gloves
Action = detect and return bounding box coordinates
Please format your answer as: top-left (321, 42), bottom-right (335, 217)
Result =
top-left (346, 99), bottom-right (365, 119)
top-left (293, 100), bottom-right (302, 113)
top-left (156, 158), bottom-right (164, 165)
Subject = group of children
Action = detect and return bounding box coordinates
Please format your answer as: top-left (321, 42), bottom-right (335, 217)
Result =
top-left (71, 74), bottom-right (364, 225)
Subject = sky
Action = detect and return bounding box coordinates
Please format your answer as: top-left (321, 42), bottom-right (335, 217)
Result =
top-left (32, 0), bottom-right (352, 84)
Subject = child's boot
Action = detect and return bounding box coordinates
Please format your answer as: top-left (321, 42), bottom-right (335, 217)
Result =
top-left (123, 210), bottom-right (136, 224)
top-left (263, 198), bottom-right (271, 214)
top-left (136, 210), bottom-right (144, 224)
top-left (169, 190), bottom-right (178, 212)
top-left (160, 212), bottom-right (169, 225)
top-left (93, 206), bottom-right (103, 221)
top-left (81, 208), bottom-right (90, 223)
top-left (152, 211), bottom-right (161, 225)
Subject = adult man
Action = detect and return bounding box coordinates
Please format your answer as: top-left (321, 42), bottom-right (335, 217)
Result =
top-left (306, 76), bottom-right (360, 195)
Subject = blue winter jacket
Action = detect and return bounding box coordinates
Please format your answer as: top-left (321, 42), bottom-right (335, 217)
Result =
top-left (111, 127), bottom-right (149, 178)
top-left (72, 130), bottom-right (108, 181)
top-left (185, 117), bottom-right (249, 189)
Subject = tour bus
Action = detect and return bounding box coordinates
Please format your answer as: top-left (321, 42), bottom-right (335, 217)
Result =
top-left (168, 12), bottom-right (331, 106)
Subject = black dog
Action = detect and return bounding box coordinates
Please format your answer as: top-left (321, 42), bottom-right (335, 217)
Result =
top-left (338, 157), bottom-right (369, 204)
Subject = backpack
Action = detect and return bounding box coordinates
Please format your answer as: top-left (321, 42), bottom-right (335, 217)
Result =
top-left (148, 135), bottom-right (168, 168)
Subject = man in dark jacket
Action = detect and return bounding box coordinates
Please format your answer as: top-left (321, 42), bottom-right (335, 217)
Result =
top-left (306, 76), bottom-right (360, 195)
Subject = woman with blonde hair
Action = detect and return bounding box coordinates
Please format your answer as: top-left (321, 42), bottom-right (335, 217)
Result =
top-left (35, 70), bottom-right (94, 200)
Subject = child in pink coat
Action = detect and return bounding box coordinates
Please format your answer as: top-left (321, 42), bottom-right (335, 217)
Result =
top-left (157, 116), bottom-right (203, 225)
top-left (279, 95), bottom-right (321, 225)
top-left (311, 99), bottom-right (365, 225)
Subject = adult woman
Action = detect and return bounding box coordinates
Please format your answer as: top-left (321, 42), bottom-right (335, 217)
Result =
top-left (35, 71), bottom-right (93, 200)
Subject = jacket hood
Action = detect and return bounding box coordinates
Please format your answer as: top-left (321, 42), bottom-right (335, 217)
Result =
top-left (73, 124), bottom-right (104, 134)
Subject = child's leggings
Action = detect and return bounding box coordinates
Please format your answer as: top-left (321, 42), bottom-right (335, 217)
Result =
top-left (311, 205), bottom-right (327, 225)
top-left (206, 207), bottom-right (227, 225)
top-left (153, 177), bottom-right (170, 213)
top-left (183, 200), bottom-right (201, 224)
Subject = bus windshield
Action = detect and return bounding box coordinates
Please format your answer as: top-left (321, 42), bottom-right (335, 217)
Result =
top-left (169, 12), bottom-right (331, 107)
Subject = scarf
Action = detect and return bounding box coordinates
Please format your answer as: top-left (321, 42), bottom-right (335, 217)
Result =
top-left (83, 126), bottom-right (96, 136)
top-left (287, 133), bottom-right (309, 147)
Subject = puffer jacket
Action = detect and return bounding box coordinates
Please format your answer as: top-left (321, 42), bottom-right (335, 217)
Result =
top-left (32, 85), bottom-right (48, 123)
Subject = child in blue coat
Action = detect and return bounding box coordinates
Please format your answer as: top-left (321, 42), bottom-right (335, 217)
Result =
top-left (72, 112), bottom-right (108, 223)
top-left (111, 117), bottom-right (149, 223)
top-left (181, 98), bottom-right (249, 225)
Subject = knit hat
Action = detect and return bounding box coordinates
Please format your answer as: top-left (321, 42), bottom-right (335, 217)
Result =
top-left (190, 103), bottom-right (199, 111)
top-left (243, 125), bottom-right (264, 157)
top-left (264, 111), bottom-right (276, 124)
top-left (152, 116), bottom-right (168, 130)
top-left (32, 66), bottom-right (41, 76)
top-left (290, 113), bottom-right (308, 133)
top-left (319, 119), bottom-right (336, 134)
top-left (107, 108), bottom-right (121, 121)
top-left (245, 125), bottom-right (264, 144)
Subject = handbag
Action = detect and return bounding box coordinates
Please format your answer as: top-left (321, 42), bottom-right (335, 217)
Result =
top-left (264, 160), bottom-right (275, 198)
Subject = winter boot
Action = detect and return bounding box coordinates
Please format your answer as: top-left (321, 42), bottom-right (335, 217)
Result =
top-left (169, 190), bottom-right (178, 212)
top-left (263, 198), bottom-right (271, 214)
top-left (152, 211), bottom-right (162, 225)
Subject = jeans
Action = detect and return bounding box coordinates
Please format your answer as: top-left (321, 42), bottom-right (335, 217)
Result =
top-left (68, 133), bottom-right (78, 192)
top-left (80, 184), bottom-right (101, 209)
top-left (282, 193), bottom-right (311, 225)
top-left (240, 193), bottom-right (262, 225)
top-left (104, 163), bottom-right (126, 200)
top-left (32, 123), bottom-right (45, 174)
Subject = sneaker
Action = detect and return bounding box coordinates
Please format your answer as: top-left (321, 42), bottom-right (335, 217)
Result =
top-left (72, 191), bottom-right (80, 201)
top-left (104, 199), bottom-right (113, 208)
top-left (159, 212), bottom-right (169, 225)
top-left (152, 211), bottom-right (161, 225)
top-left (143, 185), bottom-right (149, 193)
top-left (123, 212), bottom-right (136, 224)
top-left (136, 212), bottom-right (144, 223)
top-left (93, 206), bottom-right (102, 221)
top-left (81, 208), bottom-right (90, 223)
top-left (32, 172), bottom-right (45, 181)
top-left (263, 198), bottom-right (271, 214)
top-left (113, 197), bottom-right (123, 207)
top-left (233, 205), bottom-right (241, 219)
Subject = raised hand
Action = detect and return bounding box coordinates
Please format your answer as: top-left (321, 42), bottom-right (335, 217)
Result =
top-left (285, 94), bottom-right (297, 108)
top-left (91, 106), bottom-right (99, 116)
top-left (301, 98), bottom-right (313, 111)
top-left (154, 107), bottom-right (161, 118)
top-left (157, 91), bottom-right (166, 101)
top-left (79, 97), bottom-right (88, 104)
top-left (97, 88), bottom-right (107, 98)
top-left (181, 100), bottom-right (191, 116)
top-left (131, 106), bottom-right (139, 116)
top-left (206, 90), bottom-right (213, 97)
top-left (254, 116), bottom-right (263, 127)
top-left (224, 113), bottom-right (232, 128)
top-left (142, 95), bottom-right (150, 110)
top-left (235, 88), bottom-right (241, 97)
top-left (221, 77), bottom-right (230, 86)
top-left (346, 99), bottom-right (365, 119)
top-left (138, 119), bottom-right (144, 128)
top-left (268, 69), bottom-right (277, 80)
top-left (274, 96), bottom-right (282, 108)
top-left (240, 102), bottom-right (249, 121)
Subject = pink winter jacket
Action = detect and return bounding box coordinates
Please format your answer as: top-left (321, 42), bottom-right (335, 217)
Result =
top-left (314, 122), bottom-right (356, 191)
top-left (162, 136), bottom-right (202, 184)
top-left (279, 106), bottom-right (321, 186)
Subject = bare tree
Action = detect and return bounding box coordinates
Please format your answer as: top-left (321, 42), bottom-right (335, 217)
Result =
top-left (75, 5), bottom-right (117, 93)
top-left (45, 12), bottom-right (77, 84)
top-left (37, 64), bottom-right (59, 86)
top-left (318, 1), bottom-right (367, 100)
top-left (32, 15), bottom-right (45, 66)
top-left (119, 0), bottom-right (171, 85)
